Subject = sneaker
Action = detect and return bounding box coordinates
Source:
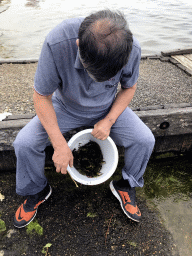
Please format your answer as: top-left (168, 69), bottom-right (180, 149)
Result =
top-left (14, 183), bottom-right (52, 228)
top-left (110, 179), bottom-right (141, 222)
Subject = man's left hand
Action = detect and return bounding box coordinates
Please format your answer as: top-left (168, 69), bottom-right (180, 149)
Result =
top-left (91, 118), bottom-right (113, 140)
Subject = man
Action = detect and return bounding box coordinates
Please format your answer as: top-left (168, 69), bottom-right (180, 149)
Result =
top-left (13, 10), bottom-right (155, 228)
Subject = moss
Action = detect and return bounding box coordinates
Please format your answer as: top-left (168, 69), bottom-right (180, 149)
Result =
top-left (26, 219), bottom-right (43, 236)
top-left (0, 219), bottom-right (6, 233)
top-left (87, 212), bottom-right (98, 217)
top-left (142, 154), bottom-right (192, 199)
top-left (127, 241), bottom-right (137, 247)
top-left (154, 152), bottom-right (177, 159)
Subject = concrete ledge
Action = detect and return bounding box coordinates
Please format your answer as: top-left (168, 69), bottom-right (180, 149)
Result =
top-left (1, 104), bottom-right (192, 150)
top-left (0, 54), bottom-right (167, 64)
top-left (1, 104), bottom-right (192, 171)
top-left (161, 48), bottom-right (192, 56)
top-left (0, 59), bottom-right (38, 64)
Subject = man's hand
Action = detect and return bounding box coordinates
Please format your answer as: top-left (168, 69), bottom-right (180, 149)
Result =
top-left (33, 90), bottom-right (73, 175)
top-left (91, 117), bottom-right (114, 140)
top-left (52, 144), bottom-right (73, 174)
top-left (92, 85), bottom-right (137, 141)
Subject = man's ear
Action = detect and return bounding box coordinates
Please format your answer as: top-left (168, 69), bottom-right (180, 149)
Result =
top-left (76, 39), bottom-right (79, 47)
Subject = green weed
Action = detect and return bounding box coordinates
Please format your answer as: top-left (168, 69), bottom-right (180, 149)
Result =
top-left (127, 241), bottom-right (137, 247)
top-left (0, 219), bottom-right (6, 233)
top-left (87, 212), bottom-right (98, 217)
top-left (26, 219), bottom-right (43, 236)
top-left (42, 243), bottom-right (52, 255)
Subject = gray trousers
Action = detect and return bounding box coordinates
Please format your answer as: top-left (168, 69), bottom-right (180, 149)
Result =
top-left (13, 99), bottom-right (155, 196)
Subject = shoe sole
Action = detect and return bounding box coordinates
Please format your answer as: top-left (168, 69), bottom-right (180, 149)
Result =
top-left (109, 181), bottom-right (140, 223)
top-left (14, 185), bottom-right (52, 229)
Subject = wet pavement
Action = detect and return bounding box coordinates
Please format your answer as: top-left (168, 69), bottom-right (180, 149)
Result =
top-left (0, 153), bottom-right (191, 256)
top-left (155, 195), bottom-right (192, 256)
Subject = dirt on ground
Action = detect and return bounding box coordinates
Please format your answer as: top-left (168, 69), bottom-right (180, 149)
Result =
top-left (0, 156), bottom-right (182, 256)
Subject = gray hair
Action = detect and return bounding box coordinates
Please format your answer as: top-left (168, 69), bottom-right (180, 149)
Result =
top-left (78, 9), bottom-right (133, 82)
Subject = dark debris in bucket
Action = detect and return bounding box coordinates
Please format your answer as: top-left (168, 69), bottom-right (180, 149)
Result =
top-left (72, 141), bottom-right (105, 178)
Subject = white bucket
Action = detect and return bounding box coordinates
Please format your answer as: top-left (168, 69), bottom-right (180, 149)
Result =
top-left (67, 129), bottom-right (119, 185)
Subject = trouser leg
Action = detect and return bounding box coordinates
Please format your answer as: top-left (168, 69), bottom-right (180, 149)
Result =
top-left (110, 107), bottom-right (155, 188)
top-left (13, 115), bottom-right (51, 196)
top-left (13, 100), bottom-right (94, 196)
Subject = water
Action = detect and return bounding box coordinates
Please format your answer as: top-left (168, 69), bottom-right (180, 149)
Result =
top-left (0, 0), bottom-right (192, 59)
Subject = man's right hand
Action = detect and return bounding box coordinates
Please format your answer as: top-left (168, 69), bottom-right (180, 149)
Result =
top-left (33, 90), bottom-right (74, 175)
top-left (52, 144), bottom-right (73, 174)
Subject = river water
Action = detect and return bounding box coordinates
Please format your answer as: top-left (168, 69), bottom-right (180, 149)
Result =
top-left (0, 0), bottom-right (192, 59)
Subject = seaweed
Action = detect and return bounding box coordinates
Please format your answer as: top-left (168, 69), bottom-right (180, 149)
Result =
top-left (72, 141), bottom-right (104, 177)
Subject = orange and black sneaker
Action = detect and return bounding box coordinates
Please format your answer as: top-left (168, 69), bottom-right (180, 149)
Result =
top-left (14, 183), bottom-right (52, 228)
top-left (110, 179), bottom-right (141, 222)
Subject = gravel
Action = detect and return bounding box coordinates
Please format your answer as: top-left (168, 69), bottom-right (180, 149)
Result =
top-left (0, 59), bottom-right (191, 114)
top-left (133, 59), bottom-right (192, 108)
top-left (0, 63), bottom-right (36, 114)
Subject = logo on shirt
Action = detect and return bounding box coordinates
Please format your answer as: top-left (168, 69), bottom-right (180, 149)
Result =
top-left (105, 82), bottom-right (118, 89)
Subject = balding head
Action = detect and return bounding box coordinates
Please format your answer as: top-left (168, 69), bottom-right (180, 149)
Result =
top-left (78, 10), bottom-right (133, 82)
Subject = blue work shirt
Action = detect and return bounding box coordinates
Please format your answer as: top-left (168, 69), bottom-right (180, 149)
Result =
top-left (34, 17), bottom-right (141, 118)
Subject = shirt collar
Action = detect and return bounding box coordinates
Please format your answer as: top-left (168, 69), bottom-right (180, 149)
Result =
top-left (74, 50), bottom-right (84, 70)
